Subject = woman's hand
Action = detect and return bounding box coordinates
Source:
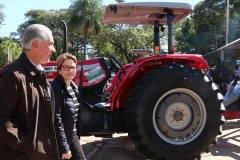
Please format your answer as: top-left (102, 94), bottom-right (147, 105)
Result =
top-left (62, 151), bottom-right (72, 159)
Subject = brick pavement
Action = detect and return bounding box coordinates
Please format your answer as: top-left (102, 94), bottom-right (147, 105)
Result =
top-left (81, 118), bottom-right (240, 160)
top-left (201, 118), bottom-right (240, 160)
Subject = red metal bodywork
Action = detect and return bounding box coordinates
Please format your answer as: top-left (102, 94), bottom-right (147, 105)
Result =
top-left (43, 54), bottom-right (208, 111)
top-left (43, 58), bottom-right (109, 87)
top-left (106, 54), bottom-right (208, 111)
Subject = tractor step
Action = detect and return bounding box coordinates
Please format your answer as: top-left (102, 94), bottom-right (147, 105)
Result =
top-left (83, 100), bottom-right (110, 111)
top-left (94, 102), bottom-right (110, 111)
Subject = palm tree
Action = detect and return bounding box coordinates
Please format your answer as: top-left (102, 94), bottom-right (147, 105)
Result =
top-left (68, 0), bottom-right (103, 60)
top-left (0, 3), bottom-right (5, 26)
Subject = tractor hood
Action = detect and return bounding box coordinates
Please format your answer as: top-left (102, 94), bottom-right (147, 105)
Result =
top-left (103, 2), bottom-right (193, 25)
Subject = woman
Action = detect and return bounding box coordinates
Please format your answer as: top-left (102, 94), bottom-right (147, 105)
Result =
top-left (51, 53), bottom-right (86, 160)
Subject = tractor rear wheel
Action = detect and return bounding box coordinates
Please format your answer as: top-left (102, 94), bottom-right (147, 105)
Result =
top-left (125, 64), bottom-right (225, 160)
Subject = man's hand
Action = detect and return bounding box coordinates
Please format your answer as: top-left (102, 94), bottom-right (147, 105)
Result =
top-left (62, 151), bottom-right (72, 159)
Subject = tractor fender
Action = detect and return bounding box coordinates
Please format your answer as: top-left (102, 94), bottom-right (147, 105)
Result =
top-left (109, 54), bottom-right (209, 110)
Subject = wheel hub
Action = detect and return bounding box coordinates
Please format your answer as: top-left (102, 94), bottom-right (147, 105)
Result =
top-left (165, 101), bottom-right (192, 131)
top-left (173, 111), bottom-right (184, 121)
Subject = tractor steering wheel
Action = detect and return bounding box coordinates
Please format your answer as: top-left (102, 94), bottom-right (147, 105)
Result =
top-left (109, 54), bottom-right (123, 71)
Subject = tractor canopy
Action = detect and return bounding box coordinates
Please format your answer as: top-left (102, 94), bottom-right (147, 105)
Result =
top-left (103, 2), bottom-right (193, 54)
top-left (103, 2), bottom-right (193, 25)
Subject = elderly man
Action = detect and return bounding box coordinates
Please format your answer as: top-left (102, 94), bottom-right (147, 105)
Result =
top-left (0, 24), bottom-right (60, 160)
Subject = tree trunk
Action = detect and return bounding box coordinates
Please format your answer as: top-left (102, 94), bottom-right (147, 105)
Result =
top-left (83, 39), bottom-right (86, 60)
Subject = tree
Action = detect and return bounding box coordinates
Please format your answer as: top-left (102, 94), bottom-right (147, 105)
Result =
top-left (91, 24), bottom-right (166, 64)
top-left (193, 0), bottom-right (227, 54)
top-left (13, 9), bottom-right (86, 60)
top-left (175, 1), bottom-right (224, 55)
top-left (175, 18), bottom-right (196, 53)
top-left (175, 0), bottom-right (240, 55)
top-left (68, 0), bottom-right (103, 60)
top-left (0, 3), bottom-right (5, 26)
top-left (14, 9), bottom-right (69, 58)
top-left (0, 39), bottom-right (21, 67)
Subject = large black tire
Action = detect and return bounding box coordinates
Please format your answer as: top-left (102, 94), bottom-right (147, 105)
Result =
top-left (125, 64), bottom-right (225, 160)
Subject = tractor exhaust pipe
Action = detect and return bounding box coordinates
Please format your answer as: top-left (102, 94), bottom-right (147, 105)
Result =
top-left (60, 20), bottom-right (68, 53)
top-left (153, 20), bottom-right (160, 55)
top-left (165, 8), bottom-right (174, 54)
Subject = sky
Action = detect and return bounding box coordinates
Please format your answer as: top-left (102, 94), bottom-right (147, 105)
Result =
top-left (0, 0), bottom-right (201, 37)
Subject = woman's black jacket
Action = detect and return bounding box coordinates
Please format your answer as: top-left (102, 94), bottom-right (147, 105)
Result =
top-left (51, 74), bottom-right (82, 154)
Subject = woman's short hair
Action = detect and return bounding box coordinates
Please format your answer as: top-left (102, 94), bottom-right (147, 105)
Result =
top-left (21, 24), bottom-right (52, 51)
top-left (56, 53), bottom-right (77, 71)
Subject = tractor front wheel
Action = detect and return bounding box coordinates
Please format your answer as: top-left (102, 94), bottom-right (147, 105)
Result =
top-left (125, 64), bottom-right (224, 160)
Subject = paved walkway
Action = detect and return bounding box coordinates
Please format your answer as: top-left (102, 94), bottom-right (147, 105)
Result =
top-left (81, 118), bottom-right (240, 160)
top-left (201, 119), bottom-right (240, 160)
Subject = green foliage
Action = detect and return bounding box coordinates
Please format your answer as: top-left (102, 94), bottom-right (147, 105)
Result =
top-left (175, 18), bottom-right (196, 53)
top-left (91, 24), bottom-right (166, 64)
top-left (175, 0), bottom-right (240, 55)
top-left (68, 0), bottom-right (104, 59)
top-left (0, 3), bottom-right (5, 25)
top-left (11, 0), bottom-right (240, 64)
top-left (12, 6), bottom-right (166, 64)
top-left (0, 38), bottom-right (21, 67)
top-left (14, 9), bottom-right (69, 59)
top-left (12, 9), bottom-right (86, 60)
top-left (192, 1), bottom-right (226, 54)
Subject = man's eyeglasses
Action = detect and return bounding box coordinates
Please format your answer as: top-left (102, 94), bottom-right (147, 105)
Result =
top-left (61, 65), bottom-right (77, 71)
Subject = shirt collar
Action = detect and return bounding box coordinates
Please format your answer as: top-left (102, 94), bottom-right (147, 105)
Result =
top-left (27, 58), bottom-right (45, 71)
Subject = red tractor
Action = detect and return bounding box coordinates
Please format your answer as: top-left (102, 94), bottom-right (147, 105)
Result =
top-left (43, 2), bottom-right (225, 160)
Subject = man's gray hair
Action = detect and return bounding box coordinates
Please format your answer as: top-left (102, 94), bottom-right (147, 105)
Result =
top-left (21, 24), bottom-right (52, 51)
